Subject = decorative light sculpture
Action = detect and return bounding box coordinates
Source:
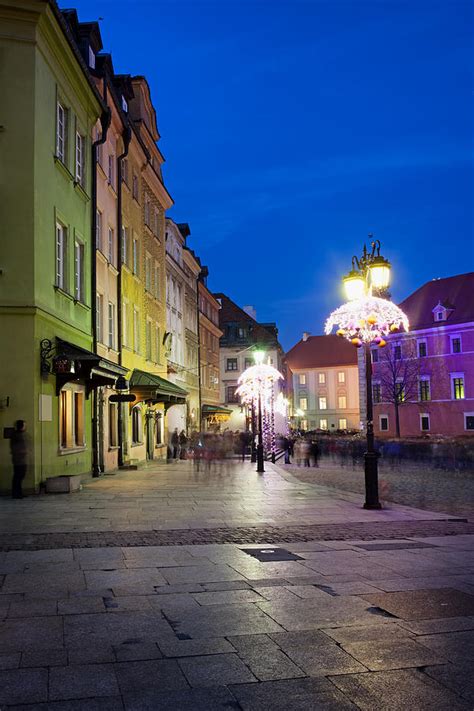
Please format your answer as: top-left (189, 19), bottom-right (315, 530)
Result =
top-left (236, 354), bottom-right (283, 472)
top-left (325, 236), bottom-right (408, 510)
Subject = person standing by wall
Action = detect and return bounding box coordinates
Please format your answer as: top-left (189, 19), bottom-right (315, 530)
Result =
top-left (10, 420), bottom-right (28, 499)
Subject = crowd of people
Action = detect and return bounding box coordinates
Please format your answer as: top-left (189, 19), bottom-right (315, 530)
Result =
top-left (168, 428), bottom-right (253, 470)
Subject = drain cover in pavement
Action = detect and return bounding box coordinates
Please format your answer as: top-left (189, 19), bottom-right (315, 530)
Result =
top-left (354, 542), bottom-right (438, 551)
top-left (362, 589), bottom-right (474, 620)
top-left (240, 547), bottom-right (303, 562)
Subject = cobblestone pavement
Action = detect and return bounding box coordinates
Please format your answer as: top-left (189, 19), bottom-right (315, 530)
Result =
top-left (1, 462), bottom-right (474, 708)
top-left (285, 457), bottom-right (474, 519)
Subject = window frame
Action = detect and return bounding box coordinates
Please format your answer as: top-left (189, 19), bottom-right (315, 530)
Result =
top-left (338, 371), bottom-right (345, 383)
top-left (59, 384), bottom-right (86, 451)
top-left (299, 374), bottom-right (306, 386)
top-left (450, 335), bottom-right (462, 354)
top-left (74, 239), bottom-right (84, 302)
top-left (419, 376), bottom-right (431, 402)
top-left (96, 293), bottom-right (104, 343)
top-left (75, 130), bottom-right (85, 186)
top-left (451, 373), bottom-right (465, 400)
top-left (318, 372), bottom-right (326, 384)
top-left (417, 339), bottom-right (427, 358)
top-left (226, 358), bottom-right (238, 372)
top-left (464, 412), bottom-right (474, 431)
top-left (379, 414), bottom-right (389, 431)
top-left (338, 395), bottom-right (347, 409)
top-left (56, 101), bottom-right (67, 164)
top-left (55, 221), bottom-right (67, 291)
top-left (318, 396), bottom-right (327, 410)
top-left (338, 418), bottom-right (347, 430)
top-left (319, 418), bottom-right (328, 430)
top-left (420, 413), bottom-right (430, 432)
top-left (108, 302), bottom-right (116, 350)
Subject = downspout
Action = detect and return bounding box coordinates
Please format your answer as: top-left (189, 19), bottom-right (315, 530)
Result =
top-left (91, 83), bottom-right (111, 477)
top-left (196, 282), bottom-right (202, 432)
top-left (117, 125), bottom-right (132, 467)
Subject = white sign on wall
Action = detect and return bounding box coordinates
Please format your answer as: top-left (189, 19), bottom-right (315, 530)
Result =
top-left (39, 394), bottom-right (52, 422)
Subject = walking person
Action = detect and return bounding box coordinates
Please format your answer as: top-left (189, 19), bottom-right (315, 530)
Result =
top-left (310, 439), bottom-right (320, 467)
top-left (171, 428), bottom-right (179, 459)
top-left (178, 430), bottom-right (188, 459)
top-left (10, 419), bottom-right (28, 499)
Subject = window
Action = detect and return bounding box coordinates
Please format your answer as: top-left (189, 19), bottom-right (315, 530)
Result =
top-left (56, 102), bottom-right (67, 163)
top-left (133, 308), bottom-right (140, 352)
top-left (319, 397), bottom-right (327, 410)
top-left (418, 340), bottom-right (427, 358)
top-left (436, 311), bottom-right (444, 321)
top-left (226, 358), bottom-right (238, 371)
top-left (146, 320), bottom-right (152, 360)
top-left (299, 374), bottom-right (306, 385)
top-left (238, 327), bottom-right (246, 339)
top-left (451, 336), bottom-right (462, 354)
top-left (396, 380), bottom-right (406, 403)
top-left (373, 383), bottom-right (382, 403)
top-left (465, 414), bottom-right (474, 431)
top-left (108, 227), bottom-right (115, 265)
top-left (319, 419), bottom-right (328, 430)
top-left (155, 324), bottom-right (160, 363)
top-left (88, 46), bottom-right (95, 68)
top-left (452, 375), bottom-right (465, 400)
top-left (419, 378), bottom-right (431, 402)
top-left (122, 302), bottom-right (128, 347)
top-left (74, 241), bottom-right (84, 301)
top-left (156, 413), bottom-right (163, 445)
top-left (133, 238), bottom-right (139, 275)
top-left (154, 262), bottom-right (160, 298)
top-left (96, 293), bottom-right (103, 343)
top-left (394, 344), bottom-right (402, 360)
top-left (144, 195), bottom-right (150, 227)
top-left (371, 348), bottom-right (379, 363)
top-left (338, 418), bottom-right (347, 430)
top-left (75, 132), bottom-right (85, 185)
top-left (300, 419), bottom-right (308, 431)
top-left (227, 386), bottom-right (239, 403)
top-left (55, 222), bottom-right (67, 290)
top-left (300, 397), bottom-right (308, 410)
top-left (153, 207), bottom-right (159, 236)
top-left (338, 395), bottom-right (347, 409)
top-left (132, 173), bottom-right (139, 200)
top-left (420, 414), bottom-right (430, 432)
top-left (95, 127), bottom-right (102, 165)
top-left (318, 373), bottom-right (326, 384)
top-left (108, 154), bottom-right (114, 188)
top-left (244, 358), bottom-right (253, 370)
top-left (145, 255), bottom-right (152, 291)
top-left (108, 302), bottom-right (115, 349)
top-left (132, 406), bottom-right (141, 444)
top-left (121, 226), bottom-right (128, 266)
top-left (338, 372), bottom-right (345, 383)
top-left (109, 403), bottom-right (118, 447)
top-left (379, 415), bottom-right (389, 431)
top-left (59, 385), bottom-right (85, 449)
top-left (96, 210), bottom-right (102, 251)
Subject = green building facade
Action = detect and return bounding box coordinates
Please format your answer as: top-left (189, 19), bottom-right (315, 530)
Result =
top-left (0, 0), bottom-right (118, 493)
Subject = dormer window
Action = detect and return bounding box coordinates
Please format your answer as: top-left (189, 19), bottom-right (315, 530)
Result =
top-left (88, 46), bottom-right (95, 69)
top-left (432, 301), bottom-right (447, 322)
top-left (121, 96), bottom-right (128, 113)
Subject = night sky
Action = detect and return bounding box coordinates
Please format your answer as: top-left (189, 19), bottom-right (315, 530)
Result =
top-left (71, 0), bottom-right (474, 350)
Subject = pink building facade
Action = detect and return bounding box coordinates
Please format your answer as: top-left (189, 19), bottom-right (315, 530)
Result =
top-left (372, 273), bottom-right (474, 438)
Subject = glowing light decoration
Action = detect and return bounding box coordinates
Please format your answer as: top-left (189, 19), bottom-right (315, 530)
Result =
top-left (325, 296), bottom-right (409, 348)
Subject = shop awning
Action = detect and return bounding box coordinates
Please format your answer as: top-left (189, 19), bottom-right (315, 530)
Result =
top-left (202, 404), bottom-right (233, 416)
top-left (53, 339), bottom-right (128, 395)
top-left (129, 369), bottom-right (188, 405)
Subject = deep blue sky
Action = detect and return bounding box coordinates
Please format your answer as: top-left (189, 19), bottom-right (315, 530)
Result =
top-left (72, 0), bottom-right (474, 350)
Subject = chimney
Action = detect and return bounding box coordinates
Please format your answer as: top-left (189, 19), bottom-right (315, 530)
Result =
top-left (302, 332), bottom-right (310, 342)
top-left (243, 305), bottom-right (257, 321)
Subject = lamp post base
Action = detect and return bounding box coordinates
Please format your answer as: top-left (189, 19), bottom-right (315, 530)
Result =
top-left (363, 450), bottom-right (381, 509)
top-left (256, 444), bottom-right (265, 473)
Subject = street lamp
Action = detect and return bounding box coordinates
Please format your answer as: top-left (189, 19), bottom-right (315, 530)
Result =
top-left (253, 349), bottom-right (266, 473)
top-left (325, 237), bottom-right (408, 510)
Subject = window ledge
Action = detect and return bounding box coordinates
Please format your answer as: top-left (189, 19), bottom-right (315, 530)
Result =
top-left (74, 181), bottom-right (90, 202)
top-left (74, 299), bottom-right (90, 311)
top-left (108, 446), bottom-right (119, 451)
top-left (54, 156), bottom-right (74, 181)
top-left (131, 442), bottom-right (143, 447)
top-left (54, 285), bottom-right (74, 301)
top-left (58, 446), bottom-right (86, 455)
top-left (107, 262), bottom-right (119, 276)
top-left (107, 182), bottom-right (117, 196)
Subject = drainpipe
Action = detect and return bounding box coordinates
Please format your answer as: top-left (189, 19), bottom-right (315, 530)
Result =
top-left (116, 125), bottom-right (132, 467)
top-left (196, 282), bottom-right (202, 432)
top-left (91, 84), bottom-right (111, 477)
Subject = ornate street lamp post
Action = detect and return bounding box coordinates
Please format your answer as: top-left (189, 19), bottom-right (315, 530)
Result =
top-left (325, 238), bottom-right (409, 509)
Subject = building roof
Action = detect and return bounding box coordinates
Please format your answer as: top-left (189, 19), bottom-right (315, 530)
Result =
top-left (213, 293), bottom-right (281, 347)
top-left (399, 272), bottom-right (474, 331)
top-left (285, 335), bottom-right (358, 370)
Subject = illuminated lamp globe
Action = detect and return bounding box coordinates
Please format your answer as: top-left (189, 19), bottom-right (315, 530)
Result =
top-left (253, 349), bottom-right (265, 365)
top-left (369, 256), bottom-right (391, 290)
top-left (343, 270), bottom-right (366, 301)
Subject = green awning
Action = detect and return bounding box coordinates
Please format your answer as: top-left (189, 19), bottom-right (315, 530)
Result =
top-left (202, 404), bottom-right (233, 416)
top-left (130, 369), bottom-right (188, 404)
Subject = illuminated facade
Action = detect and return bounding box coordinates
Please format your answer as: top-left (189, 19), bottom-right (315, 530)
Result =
top-left (199, 272), bottom-right (226, 429)
top-left (285, 334), bottom-right (360, 432)
top-left (372, 273), bottom-right (474, 437)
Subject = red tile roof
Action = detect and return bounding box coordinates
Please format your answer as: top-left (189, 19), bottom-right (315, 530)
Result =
top-left (213, 293), bottom-right (281, 346)
top-left (285, 335), bottom-right (358, 370)
top-left (399, 272), bottom-right (474, 331)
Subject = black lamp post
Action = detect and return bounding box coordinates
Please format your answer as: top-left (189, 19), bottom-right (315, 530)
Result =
top-left (342, 238), bottom-right (391, 511)
top-left (256, 388), bottom-right (264, 473)
top-left (250, 402), bottom-right (257, 463)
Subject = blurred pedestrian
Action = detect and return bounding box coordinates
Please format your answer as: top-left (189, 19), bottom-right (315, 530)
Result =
top-left (179, 430), bottom-right (188, 459)
top-left (10, 419), bottom-right (28, 499)
top-left (171, 428), bottom-right (179, 459)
